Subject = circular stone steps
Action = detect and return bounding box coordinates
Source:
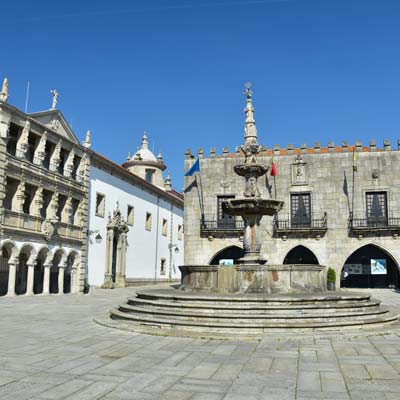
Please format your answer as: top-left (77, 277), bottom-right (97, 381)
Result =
top-left (107, 289), bottom-right (400, 339)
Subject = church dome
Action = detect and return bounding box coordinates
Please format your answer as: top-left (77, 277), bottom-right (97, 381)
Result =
top-left (130, 133), bottom-right (157, 162)
top-left (122, 132), bottom-right (166, 188)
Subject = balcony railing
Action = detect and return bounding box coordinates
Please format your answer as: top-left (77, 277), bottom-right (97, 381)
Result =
top-left (273, 212), bottom-right (328, 236)
top-left (200, 217), bottom-right (245, 236)
top-left (2, 209), bottom-right (83, 241)
top-left (350, 213), bottom-right (400, 233)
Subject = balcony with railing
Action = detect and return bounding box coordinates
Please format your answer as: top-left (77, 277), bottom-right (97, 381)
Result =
top-left (200, 216), bottom-right (245, 237)
top-left (2, 209), bottom-right (83, 242)
top-left (350, 212), bottom-right (400, 234)
top-left (273, 212), bottom-right (328, 237)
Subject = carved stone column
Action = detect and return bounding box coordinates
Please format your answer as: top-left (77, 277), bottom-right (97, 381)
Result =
top-left (61, 197), bottom-right (73, 224)
top-left (49, 140), bottom-right (61, 172)
top-left (6, 257), bottom-right (18, 296)
top-left (76, 154), bottom-right (87, 183)
top-left (102, 227), bottom-right (115, 289)
top-left (33, 131), bottom-right (47, 166)
top-left (47, 192), bottom-right (59, 220)
top-left (12, 180), bottom-right (26, 213)
top-left (63, 149), bottom-right (75, 178)
top-left (42, 264), bottom-right (51, 295)
top-left (58, 266), bottom-right (65, 294)
top-left (71, 261), bottom-right (80, 294)
top-left (30, 186), bottom-right (44, 217)
top-left (16, 120), bottom-right (30, 159)
top-left (26, 258), bottom-right (37, 296)
top-left (116, 229), bottom-right (128, 287)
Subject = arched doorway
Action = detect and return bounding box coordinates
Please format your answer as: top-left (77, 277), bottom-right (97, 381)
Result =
top-left (0, 247), bottom-right (11, 296)
top-left (283, 245), bottom-right (319, 264)
top-left (209, 246), bottom-right (244, 265)
top-left (341, 244), bottom-right (399, 288)
top-left (34, 248), bottom-right (48, 294)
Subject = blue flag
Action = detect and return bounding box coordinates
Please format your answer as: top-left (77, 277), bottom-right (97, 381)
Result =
top-left (185, 158), bottom-right (200, 176)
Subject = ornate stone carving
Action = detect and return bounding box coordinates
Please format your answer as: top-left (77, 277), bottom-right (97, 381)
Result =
top-left (50, 140), bottom-right (61, 171)
top-left (16, 120), bottom-right (30, 159)
top-left (63, 149), bottom-right (75, 178)
top-left (0, 78), bottom-right (9, 102)
top-left (76, 154), bottom-right (87, 183)
top-left (82, 130), bottom-right (91, 148)
top-left (33, 131), bottom-right (47, 166)
top-left (49, 119), bottom-right (60, 131)
top-left (50, 89), bottom-right (59, 109)
top-left (31, 186), bottom-right (44, 217)
top-left (291, 155), bottom-right (307, 185)
top-left (41, 219), bottom-right (57, 241)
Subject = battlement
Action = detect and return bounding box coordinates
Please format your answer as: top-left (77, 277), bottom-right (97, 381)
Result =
top-left (184, 139), bottom-right (400, 159)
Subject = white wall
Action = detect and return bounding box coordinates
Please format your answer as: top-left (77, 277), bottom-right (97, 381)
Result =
top-left (87, 166), bottom-right (184, 287)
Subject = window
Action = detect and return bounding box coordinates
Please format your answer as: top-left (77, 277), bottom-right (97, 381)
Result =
top-left (290, 193), bottom-right (311, 227)
top-left (95, 193), bottom-right (105, 217)
top-left (145, 169), bottom-right (155, 183)
top-left (366, 192), bottom-right (388, 226)
top-left (127, 205), bottom-right (134, 226)
top-left (160, 258), bottom-right (166, 275)
top-left (162, 219), bottom-right (168, 236)
top-left (178, 224), bottom-right (183, 241)
top-left (145, 212), bottom-right (152, 231)
top-left (217, 195), bottom-right (235, 228)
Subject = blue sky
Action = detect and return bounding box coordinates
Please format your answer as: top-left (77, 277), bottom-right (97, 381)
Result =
top-left (2, 0), bottom-right (400, 189)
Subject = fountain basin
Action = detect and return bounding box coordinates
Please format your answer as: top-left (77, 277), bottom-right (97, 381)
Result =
top-left (179, 264), bottom-right (327, 294)
top-left (234, 163), bottom-right (269, 177)
top-left (222, 198), bottom-right (284, 216)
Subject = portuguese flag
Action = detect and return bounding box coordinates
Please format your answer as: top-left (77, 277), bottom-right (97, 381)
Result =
top-left (270, 157), bottom-right (277, 177)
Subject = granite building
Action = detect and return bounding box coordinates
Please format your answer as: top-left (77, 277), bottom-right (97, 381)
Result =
top-left (184, 88), bottom-right (400, 289)
top-left (0, 80), bottom-right (90, 296)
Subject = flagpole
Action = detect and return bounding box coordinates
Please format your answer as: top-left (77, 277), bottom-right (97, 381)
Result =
top-left (351, 148), bottom-right (356, 221)
top-left (195, 174), bottom-right (205, 225)
top-left (273, 175), bottom-right (277, 199)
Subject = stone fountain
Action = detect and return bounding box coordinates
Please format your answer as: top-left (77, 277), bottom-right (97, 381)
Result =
top-left (179, 83), bottom-right (327, 294)
top-left (107, 84), bottom-right (399, 338)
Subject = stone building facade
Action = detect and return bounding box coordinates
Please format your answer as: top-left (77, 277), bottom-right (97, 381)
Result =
top-left (184, 90), bottom-right (400, 289)
top-left (0, 79), bottom-right (90, 297)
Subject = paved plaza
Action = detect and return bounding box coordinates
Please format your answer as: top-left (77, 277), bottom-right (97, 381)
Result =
top-left (1, 286), bottom-right (400, 400)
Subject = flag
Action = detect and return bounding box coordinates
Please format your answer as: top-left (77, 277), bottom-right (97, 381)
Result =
top-left (352, 149), bottom-right (357, 172)
top-left (343, 171), bottom-right (348, 196)
top-left (185, 158), bottom-right (200, 176)
top-left (270, 157), bottom-right (277, 177)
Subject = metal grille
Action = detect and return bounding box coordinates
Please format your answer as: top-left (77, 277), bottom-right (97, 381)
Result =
top-left (217, 195), bottom-right (235, 228)
top-left (366, 192), bottom-right (387, 225)
top-left (291, 193), bottom-right (311, 227)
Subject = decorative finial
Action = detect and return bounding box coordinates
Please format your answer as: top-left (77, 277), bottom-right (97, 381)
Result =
top-left (244, 81), bottom-right (253, 99)
top-left (83, 130), bottom-right (91, 148)
top-left (141, 132), bottom-right (149, 150)
top-left (164, 172), bottom-right (172, 191)
top-left (157, 152), bottom-right (163, 163)
top-left (127, 151), bottom-right (131, 160)
top-left (50, 89), bottom-right (59, 109)
top-left (0, 78), bottom-right (9, 102)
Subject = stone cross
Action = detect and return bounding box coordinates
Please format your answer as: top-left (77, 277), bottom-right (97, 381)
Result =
top-left (50, 89), bottom-right (59, 109)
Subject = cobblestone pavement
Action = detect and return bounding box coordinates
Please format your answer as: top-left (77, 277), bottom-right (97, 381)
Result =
top-left (1, 286), bottom-right (400, 400)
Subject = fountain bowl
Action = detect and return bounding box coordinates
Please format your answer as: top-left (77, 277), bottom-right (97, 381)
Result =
top-left (222, 198), bottom-right (284, 217)
top-left (234, 163), bottom-right (269, 177)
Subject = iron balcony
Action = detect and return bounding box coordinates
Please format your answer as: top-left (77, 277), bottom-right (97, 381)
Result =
top-left (273, 212), bottom-right (328, 237)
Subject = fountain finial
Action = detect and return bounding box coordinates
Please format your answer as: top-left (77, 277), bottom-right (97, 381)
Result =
top-left (242, 82), bottom-right (260, 162)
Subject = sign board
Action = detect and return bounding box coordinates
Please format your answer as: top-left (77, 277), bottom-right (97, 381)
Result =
top-left (343, 264), bottom-right (362, 275)
top-left (371, 259), bottom-right (387, 275)
top-left (219, 259), bottom-right (234, 266)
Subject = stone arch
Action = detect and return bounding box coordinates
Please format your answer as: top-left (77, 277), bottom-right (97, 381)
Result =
top-left (209, 246), bottom-right (244, 266)
top-left (340, 243), bottom-right (400, 289)
top-left (34, 246), bottom-right (50, 295)
top-left (0, 241), bottom-right (18, 296)
top-left (50, 248), bottom-right (67, 294)
top-left (0, 240), bottom-right (19, 258)
top-left (64, 250), bottom-right (80, 294)
top-left (16, 243), bottom-right (36, 295)
top-left (282, 245), bottom-right (319, 265)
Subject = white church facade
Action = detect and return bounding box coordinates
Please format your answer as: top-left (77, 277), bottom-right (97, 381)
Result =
top-left (87, 135), bottom-right (184, 288)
